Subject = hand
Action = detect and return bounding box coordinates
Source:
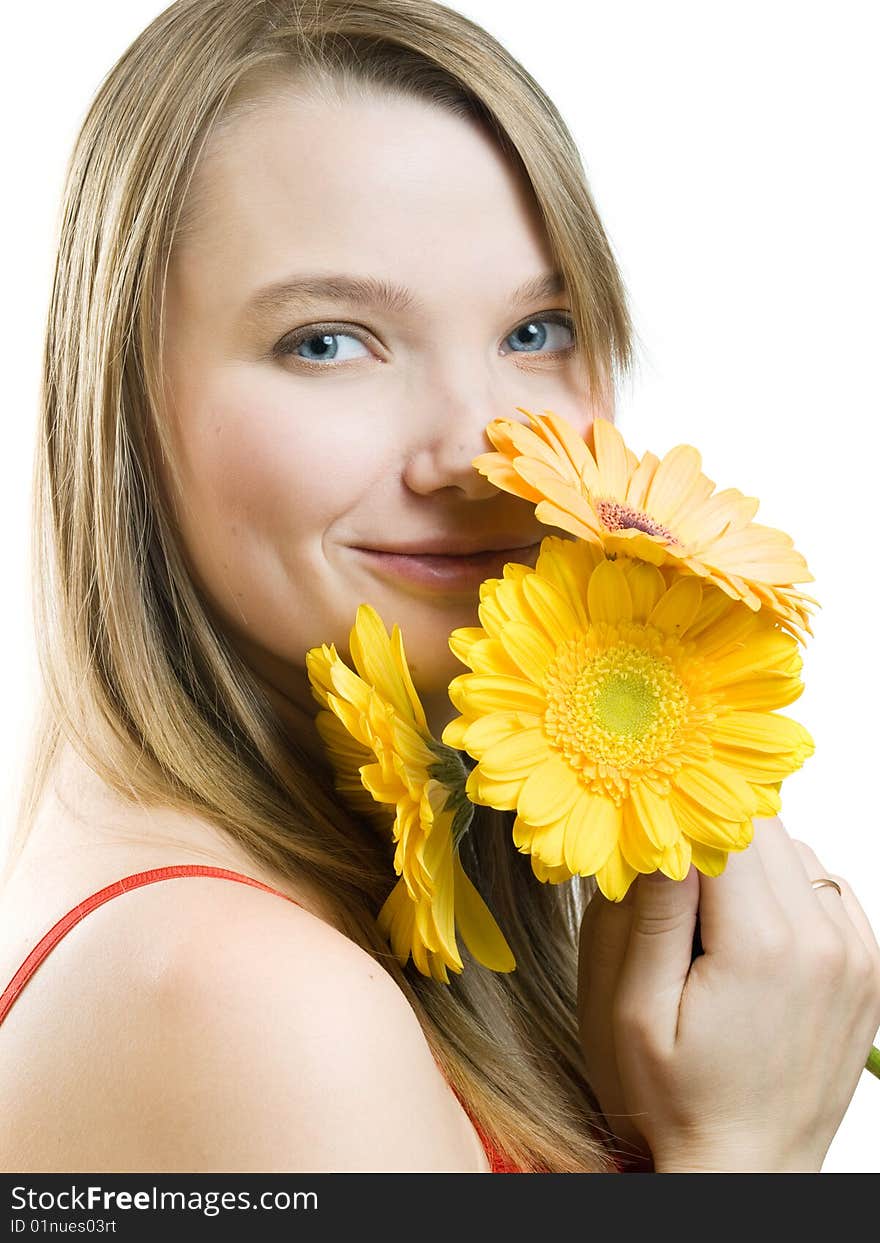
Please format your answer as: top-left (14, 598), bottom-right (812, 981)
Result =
top-left (577, 816), bottom-right (880, 1172)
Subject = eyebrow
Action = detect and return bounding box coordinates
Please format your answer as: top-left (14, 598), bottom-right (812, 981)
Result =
top-left (241, 268), bottom-right (568, 323)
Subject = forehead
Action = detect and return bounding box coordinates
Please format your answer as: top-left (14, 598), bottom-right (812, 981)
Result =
top-left (175, 86), bottom-right (553, 298)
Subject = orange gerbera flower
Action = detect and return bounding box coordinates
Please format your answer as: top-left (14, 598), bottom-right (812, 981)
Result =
top-left (471, 409), bottom-right (819, 644)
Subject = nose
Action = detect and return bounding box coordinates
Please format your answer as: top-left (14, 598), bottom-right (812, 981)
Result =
top-left (401, 378), bottom-right (534, 501)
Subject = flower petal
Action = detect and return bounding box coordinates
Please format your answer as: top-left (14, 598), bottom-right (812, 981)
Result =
top-left (450, 633), bottom-right (523, 678)
top-left (686, 837), bottom-right (729, 877)
top-left (487, 413), bottom-right (568, 471)
top-left (669, 789), bottom-right (753, 849)
top-left (709, 711), bottom-right (814, 754)
top-left (453, 709), bottom-right (534, 754)
top-left (470, 452), bottom-right (545, 503)
top-left (619, 798), bottom-right (665, 872)
top-left (466, 768), bottom-right (523, 809)
top-left (623, 450), bottom-right (661, 512)
top-left (514, 813), bottom-right (566, 867)
top-left (446, 625), bottom-right (487, 661)
top-left (537, 408), bottom-right (602, 491)
top-left (440, 714), bottom-right (470, 750)
top-left (685, 586), bottom-right (739, 641)
top-left (719, 672), bottom-right (805, 713)
top-left (534, 537), bottom-right (598, 626)
top-left (629, 781), bottom-right (682, 850)
top-left (529, 854), bottom-right (574, 884)
top-left (349, 606), bottom-right (419, 725)
top-left (673, 758), bottom-right (758, 821)
top-left (498, 621), bottom-right (557, 683)
top-left (594, 843), bottom-right (638, 902)
top-left (646, 575), bottom-right (704, 637)
top-left (587, 557), bottom-right (633, 624)
top-left (644, 444), bottom-right (704, 526)
top-left (561, 793), bottom-right (620, 874)
top-left (622, 560), bottom-right (667, 623)
top-left (477, 727), bottom-right (548, 780)
top-left (606, 528), bottom-right (673, 567)
top-left (659, 834), bottom-right (692, 881)
top-left (681, 488), bottom-right (760, 549)
top-left (513, 457), bottom-right (594, 515)
top-left (534, 500), bottom-right (604, 544)
top-left (751, 781), bottom-right (783, 816)
top-left (448, 672), bottom-right (548, 717)
top-left (520, 571), bottom-right (585, 646)
top-left (516, 752), bottom-right (582, 826)
top-left (452, 854), bottom-right (516, 971)
top-left (391, 624), bottom-right (429, 732)
top-left (591, 418), bottom-right (631, 497)
top-left (706, 630), bottom-right (803, 686)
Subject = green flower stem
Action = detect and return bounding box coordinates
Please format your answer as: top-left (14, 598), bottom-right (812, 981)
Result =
top-left (867, 1045), bottom-right (880, 1081)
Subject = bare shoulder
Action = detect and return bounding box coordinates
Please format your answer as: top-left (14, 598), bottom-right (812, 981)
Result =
top-left (1, 753), bottom-right (489, 1173)
top-left (3, 875), bottom-right (488, 1173)
top-left (123, 882), bottom-right (487, 1173)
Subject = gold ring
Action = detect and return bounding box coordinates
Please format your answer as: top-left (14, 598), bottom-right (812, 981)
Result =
top-left (811, 877), bottom-right (842, 895)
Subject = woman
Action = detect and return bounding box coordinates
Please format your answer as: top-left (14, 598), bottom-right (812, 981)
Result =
top-left (1, 0), bottom-right (878, 1174)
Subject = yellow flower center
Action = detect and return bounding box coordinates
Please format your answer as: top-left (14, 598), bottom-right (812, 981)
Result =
top-left (543, 622), bottom-right (709, 800)
top-left (594, 496), bottom-right (680, 545)
top-left (590, 666), bottom-right (660, 739)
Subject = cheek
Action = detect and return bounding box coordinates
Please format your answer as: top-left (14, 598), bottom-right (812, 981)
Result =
top-left (177, 376), bottom-right (371, 535)
top-left (168, 377), bottom-right (383, 645)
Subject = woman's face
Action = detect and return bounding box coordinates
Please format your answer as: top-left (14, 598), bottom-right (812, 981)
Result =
top-left (162, 85), bottom-right (605, 747)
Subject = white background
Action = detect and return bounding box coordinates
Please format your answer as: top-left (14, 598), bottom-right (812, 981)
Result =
top-left (2, 1), bottom-right (878, 1171)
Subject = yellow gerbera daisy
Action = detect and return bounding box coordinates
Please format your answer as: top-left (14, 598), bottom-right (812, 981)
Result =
top-left (305, 603), bottom-right (516, 982)
top-left (471, 408), bottom-right (819, 644)
top-left (440, 537), bottom-right (814, 902)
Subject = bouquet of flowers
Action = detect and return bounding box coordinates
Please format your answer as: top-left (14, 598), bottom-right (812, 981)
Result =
top-left (305, 409), bottom-right (879, 1080)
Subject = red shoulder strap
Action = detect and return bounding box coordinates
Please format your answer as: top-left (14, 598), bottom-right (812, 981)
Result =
top-left (0, 864), bottom-right (304, 1027)
top-left (441, 1066), bottom-right (535, 1173)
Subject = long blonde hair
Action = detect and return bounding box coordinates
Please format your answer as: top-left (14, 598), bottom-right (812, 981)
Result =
top-left (11, 0), bottom-right (637, 1172)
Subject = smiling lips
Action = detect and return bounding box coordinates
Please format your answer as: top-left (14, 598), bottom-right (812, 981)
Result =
top-left (356, 532), bottom-right (545, 557)
top-left (354, 540), bottom-right (543, 592)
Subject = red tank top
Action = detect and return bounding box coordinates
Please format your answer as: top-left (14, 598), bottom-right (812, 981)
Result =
top-left (0, 864), bottom-right (526, 1173)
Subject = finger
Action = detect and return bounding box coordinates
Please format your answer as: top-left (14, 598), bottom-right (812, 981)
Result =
top-left (791, 838), bottom-right (880, 961)
top-left (748, 816), bottom-right (840, 934)
top-left (790, 840), bottom-right (880, 1046)
top-left (615, 865), bottom-right (700, 1049)
top-left (695, 821), bottom-right (788, 961)
top-left (577, 884), bottom-right (652, 1158)
top-left (577, 881), bottom-right (637, 1028)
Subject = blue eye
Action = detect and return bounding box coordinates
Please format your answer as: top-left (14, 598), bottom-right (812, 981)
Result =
top-left (274, 327), bottom-right (369, 364)
top-left (504, 313), bottom-right (575, 355)
top-left (272, 312), bottom-right (576, 367)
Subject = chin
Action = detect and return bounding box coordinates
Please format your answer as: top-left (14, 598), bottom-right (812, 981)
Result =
top-left (403, 645), bottom-right (466, 696)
